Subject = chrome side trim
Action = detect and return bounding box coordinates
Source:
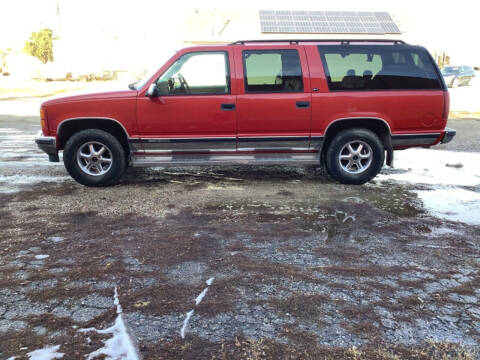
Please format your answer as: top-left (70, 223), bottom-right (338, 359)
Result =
top-left (130, 136), bottom-right (313, 152)
top-left (56, 117), bottom-right (130, 137)
top-left (391, 133), bottom-right (441, 146)
top-left (136, 137), bottom-right (237, 151)
top-left (235, 147), bottom-right (311, 152)
top-left (128, 138), bottom-right (144, 153)
top-left (238, 136), bottom-right (309, 150)
top-left (137, 148), bottom-right (238, 154)
top-left (132, 152), bottom-right (320, 167)
top-left (310, 136), bottom-right (325, 149)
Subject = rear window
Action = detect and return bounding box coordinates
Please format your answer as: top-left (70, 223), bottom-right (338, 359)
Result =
top-left (318, 45), bottom-right (442, 91)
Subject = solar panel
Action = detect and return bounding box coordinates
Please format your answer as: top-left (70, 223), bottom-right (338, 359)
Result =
top-left (259, 10), bottom-right (401, 34)
top-left (292, 10), bottom-right (308, 15)
top-left (381, 22), bottom-right (400, 33)
top-left (364, 24), bottom-right (386, 34)
top-left (374, 12), bottom-right (393, 21)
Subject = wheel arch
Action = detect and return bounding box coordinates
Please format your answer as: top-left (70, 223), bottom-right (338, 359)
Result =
top-left (57, 117), bottom-right (130, 155)
top-left (321, 117), bottom-right (393, 167)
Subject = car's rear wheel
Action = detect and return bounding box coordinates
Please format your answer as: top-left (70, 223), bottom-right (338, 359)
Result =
top-left (63, 129), bottom-right (126, 186)
top-left (325, 128), bottom-right (385, 185)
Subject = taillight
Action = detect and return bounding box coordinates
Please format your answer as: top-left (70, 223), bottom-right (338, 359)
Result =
top-left (40, 106), bottom-right (47, 134)
top-left (442, 91), bottom-right (450, 122)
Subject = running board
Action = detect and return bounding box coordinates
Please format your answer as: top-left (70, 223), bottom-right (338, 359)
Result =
top-left (132, 152), bottom-right (320, 167)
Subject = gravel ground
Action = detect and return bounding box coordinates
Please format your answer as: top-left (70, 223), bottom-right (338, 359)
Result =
top-left (0, 104), bottom-right (479, 359)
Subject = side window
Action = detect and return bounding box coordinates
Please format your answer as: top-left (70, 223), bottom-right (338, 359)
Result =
top-left (156, 52), bottom-right (229, 95)
top-left (411, 53), bottom-right (425, 68)
top-left (319, 45), bottom-right (442, 91)
top-left (243, 50), bottom-right (303, 93)
top-left (392, 52), bottom-right (407, 64)
top-left (323, 53), bottom-right (382, 87)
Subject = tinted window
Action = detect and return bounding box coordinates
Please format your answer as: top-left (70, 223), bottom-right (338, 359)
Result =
top-left (243, 50), bottom-right (303, 92)
top-left (156, 51), bottom-right (229, 95)
top-left (318, 45), bottom-right (442, 91)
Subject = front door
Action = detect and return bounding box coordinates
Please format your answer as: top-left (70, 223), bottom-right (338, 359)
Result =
top-left (136, 50), bottom-right (236, 152)
top-left (233, 46), bottom-right (311, 150)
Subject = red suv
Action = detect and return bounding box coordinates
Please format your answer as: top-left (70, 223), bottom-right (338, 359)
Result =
top-left (35, 39), bottom-right (455, 186)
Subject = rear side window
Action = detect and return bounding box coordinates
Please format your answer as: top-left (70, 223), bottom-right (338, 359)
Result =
top-left (318, 45), bottom-right (442, 91)
top-left (243, 49), bottom-right (303, 93)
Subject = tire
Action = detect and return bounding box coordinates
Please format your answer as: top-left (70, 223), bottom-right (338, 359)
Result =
top-left (325, 128), bottom-right (385, 185)
top-left (63, 129), bottom-right (127, 187)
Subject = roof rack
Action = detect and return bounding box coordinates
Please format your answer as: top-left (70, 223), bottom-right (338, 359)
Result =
top-left (230, 39), bottom-right (406, 45)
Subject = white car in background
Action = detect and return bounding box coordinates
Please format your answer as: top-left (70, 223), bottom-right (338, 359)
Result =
top-left (441, 65), bottom-right (475, 87)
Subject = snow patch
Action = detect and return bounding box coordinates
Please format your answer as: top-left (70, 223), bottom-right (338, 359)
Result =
top-left (195, 288), bottom-right (209, 306)
top-left (0, 175), bottom-right (70, 184)
top-left (79, 287), bottom-right (139, 360)
top-left (48, 236), bottom-right (64, 243)
top-left (35, 254), bottom-right (49, 260)
top-left (378, 149), bottom-right (480, 187)
top-left (180, 310), bottom-right (194, 339)
top-left (0, 128), bottom-right (22, 134)
top-left (27, 345), bottom-right (64, 360)
top-left (416, 188), bottom-right (480, 225)
top-left (428, 226), bottom-right (459, 237)
top-left (378, 149), bottom-right (480, 225)
top-left (181, 277), bottom-right (214, 338)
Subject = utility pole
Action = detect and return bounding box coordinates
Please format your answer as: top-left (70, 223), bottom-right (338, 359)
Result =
top-left (56, 0), bottom-right (61, 39)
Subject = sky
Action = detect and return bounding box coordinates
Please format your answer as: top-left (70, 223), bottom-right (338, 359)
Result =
top-left (0, 0), bottom-right (478, 65)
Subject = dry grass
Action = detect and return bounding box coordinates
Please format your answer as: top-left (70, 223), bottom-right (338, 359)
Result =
top-left (449, 111), bottom-right (480, 120)
top-left (268, 292), bottom-right (332, 321)
top-left (138, 336), bottom-right (475, 360)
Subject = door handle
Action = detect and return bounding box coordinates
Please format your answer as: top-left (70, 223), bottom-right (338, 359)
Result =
top-left (221, 103), bottom-right (236, 111)
top-left (296, 101), bottom-right (310, 108)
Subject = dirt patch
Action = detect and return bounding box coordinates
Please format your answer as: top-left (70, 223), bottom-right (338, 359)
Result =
top-left (268, 293), bottom-right (332, 321)
top-left (1, 167), bottom-right (480, 359)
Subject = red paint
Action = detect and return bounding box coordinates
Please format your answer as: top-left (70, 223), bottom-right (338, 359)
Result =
top-left (40, 43), bottom-right (450, 150)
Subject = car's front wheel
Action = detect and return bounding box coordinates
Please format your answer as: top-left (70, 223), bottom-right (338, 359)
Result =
top-left (325, 128), bottom-right (385, 185)
top-left (63, 129), bottom-right (127, 186)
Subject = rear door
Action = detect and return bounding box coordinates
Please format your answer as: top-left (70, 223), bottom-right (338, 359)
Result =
top-left (233, 45), bottom-right (311, 150)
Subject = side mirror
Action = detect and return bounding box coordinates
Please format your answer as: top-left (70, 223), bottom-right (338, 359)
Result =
top-left (146, 83), bottom-right (158, 97)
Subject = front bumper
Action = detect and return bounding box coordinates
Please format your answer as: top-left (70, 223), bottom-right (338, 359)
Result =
top-left (35, 131), bottom-right (59, 162)
top-left (441, 127), bottom-right (456, 144)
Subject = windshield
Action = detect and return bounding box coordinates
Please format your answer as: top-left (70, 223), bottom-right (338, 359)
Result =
top-left (441, 66), bottom-right (460, 75)
top-left (129, 69), bottom-right (159, 90)
top-left (128, 49), bottom-right (179, 90)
